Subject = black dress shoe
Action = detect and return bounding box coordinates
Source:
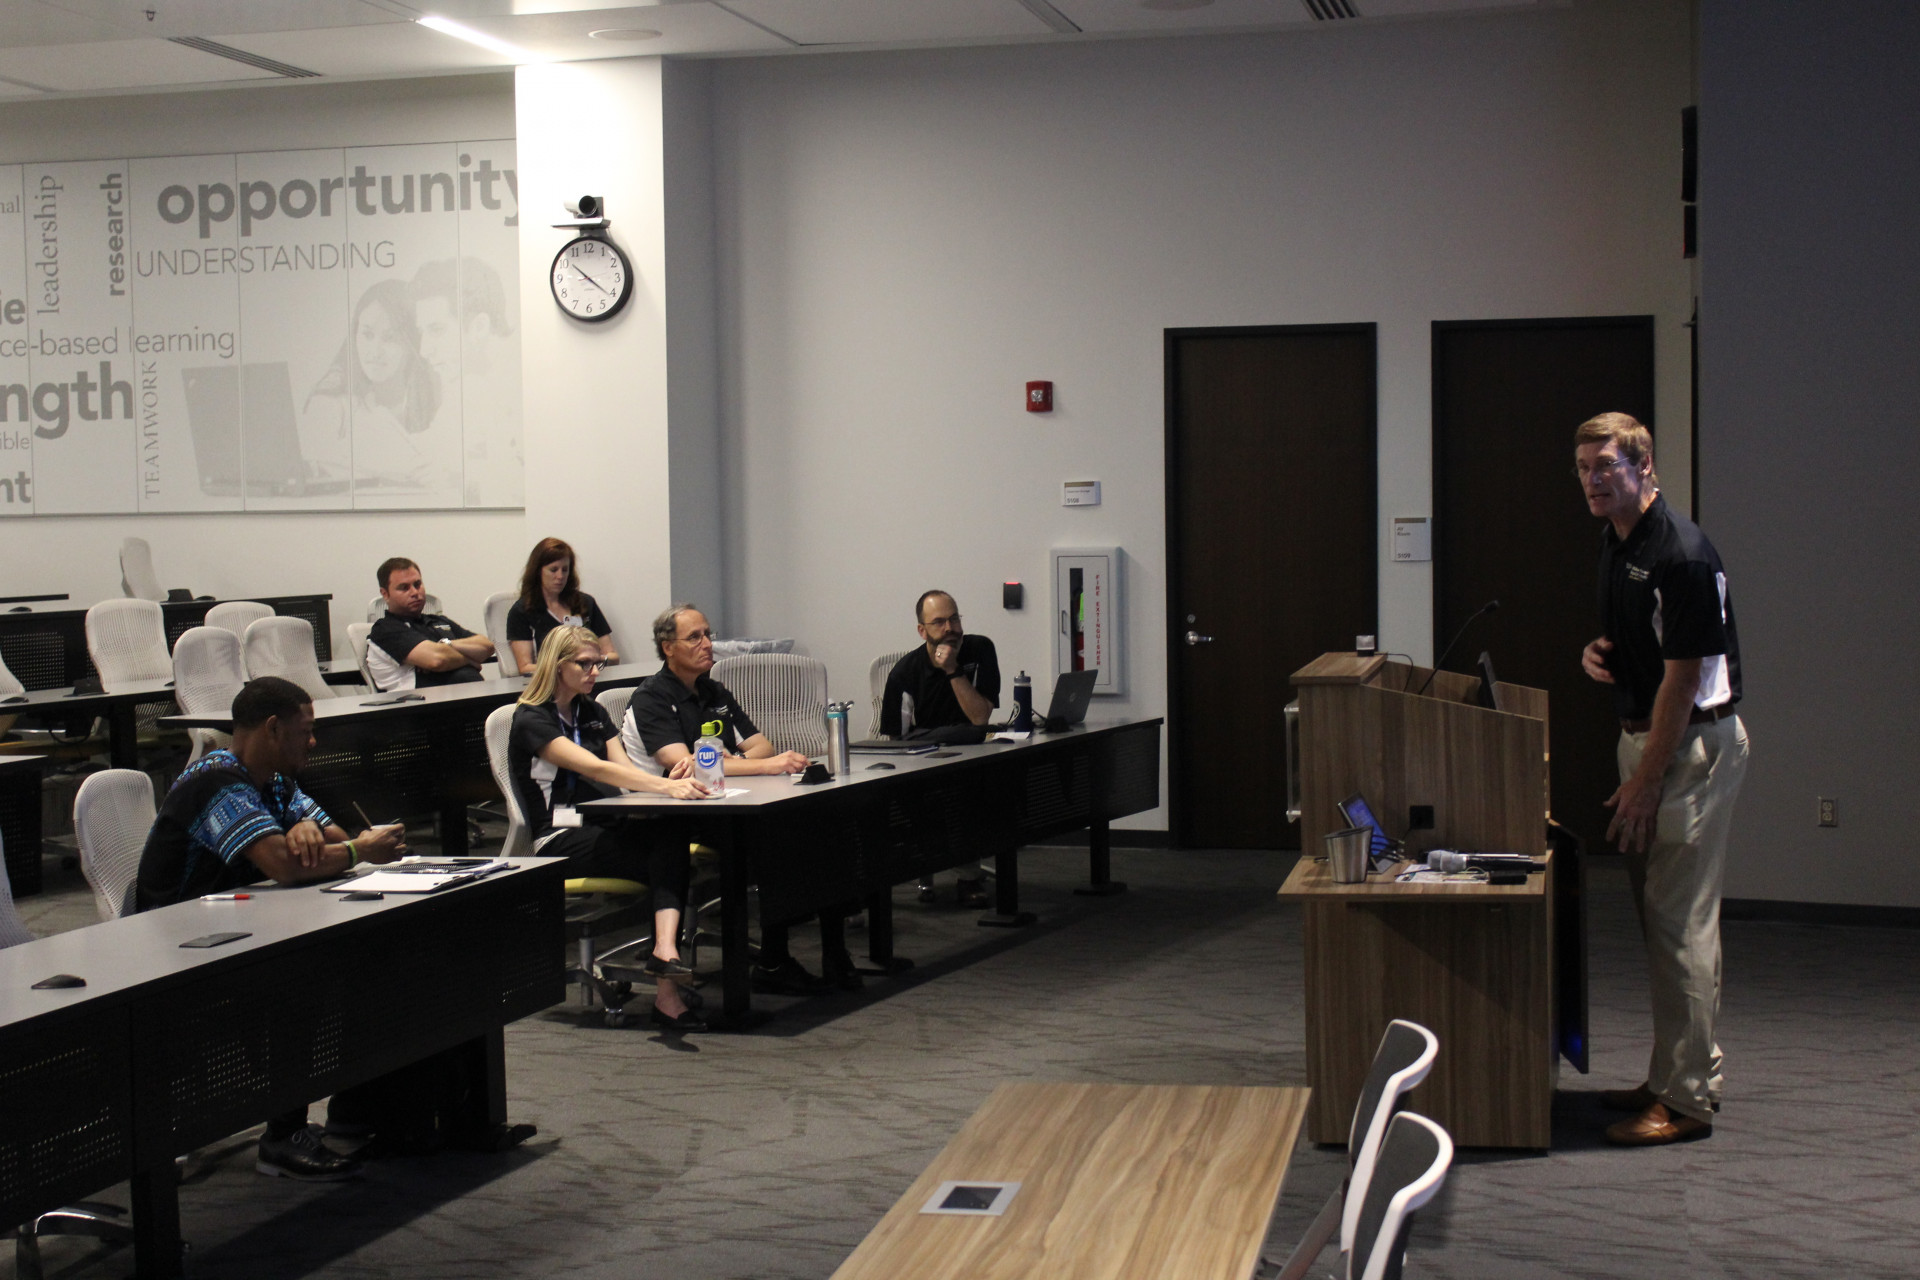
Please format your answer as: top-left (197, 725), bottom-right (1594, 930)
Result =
top-left (820, 950), bottom-right (865, 992)
top-left (649, 1005), bottom-right (708, 1033)
top-left (751, 956), bottom-right (826, 996)
top-left (641, 953), bottom-right (695, 981)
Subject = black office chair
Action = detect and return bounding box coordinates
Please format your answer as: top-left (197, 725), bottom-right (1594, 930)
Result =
top-left (1273, 1019), bottom-right (1438, 1280)
top-left (1346, 1113), bottom-right (1452, 1280)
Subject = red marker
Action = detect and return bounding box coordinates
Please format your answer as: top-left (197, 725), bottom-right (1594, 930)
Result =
top-left (202, 893), bottom-right (251, 901)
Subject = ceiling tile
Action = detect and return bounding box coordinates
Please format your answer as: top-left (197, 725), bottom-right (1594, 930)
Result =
top-left (722, 0), bottom-right (1055, 46)
top-left (0, 1), bottom-right (126, 51)
top-left (37, 0), bottom-right (402, 38)
top-left (217, 21), bottom-right (515, 75)
top-left (0, 37), bottom-right (280, 90)
top-left (1051, 0), bottom-right (1312, 34)
top-left (462, 4), bottom-right (791, 56)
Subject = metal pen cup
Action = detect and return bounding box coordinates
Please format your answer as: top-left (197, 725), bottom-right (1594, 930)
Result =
top-left (1325, 826), bottom-right (1373, 884)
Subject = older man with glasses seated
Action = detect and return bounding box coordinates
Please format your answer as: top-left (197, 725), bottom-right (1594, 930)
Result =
top-left (622, 604), bottom-right (860, 997)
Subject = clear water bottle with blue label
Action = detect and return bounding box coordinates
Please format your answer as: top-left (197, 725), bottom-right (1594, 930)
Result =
top-left (1011, 671), bottom-right (1034, 732)
top-left (693, 720), bottom-right (727, 795)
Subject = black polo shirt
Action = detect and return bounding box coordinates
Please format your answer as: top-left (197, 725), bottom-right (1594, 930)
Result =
top-left (622, 665), bottom-right (761, 769)
top-left (1597, 495), bottom-right (1742, 723)
top-left (368, 610), bottom-right (485, 691)
top-left (507, 696), bottom-right (622, 839)
top-left (506, 593), bottom-right (613, 654)
top-left (880, 635), bottom-right (1000, 737)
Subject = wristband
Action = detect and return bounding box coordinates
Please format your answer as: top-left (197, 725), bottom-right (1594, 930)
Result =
top-left (346, 840), bottom-right (359, 868)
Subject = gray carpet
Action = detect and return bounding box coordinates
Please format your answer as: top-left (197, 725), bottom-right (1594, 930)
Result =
top-left (10, 843), bottom-right (1918, 1279)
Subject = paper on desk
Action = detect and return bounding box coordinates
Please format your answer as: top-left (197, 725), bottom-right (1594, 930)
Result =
top-left (989, 730), bottom-right (1031, 742)
top-left (1393, 868), bottom-right (1489, 885)
top-left (696, 787), bottom-right (750, 799)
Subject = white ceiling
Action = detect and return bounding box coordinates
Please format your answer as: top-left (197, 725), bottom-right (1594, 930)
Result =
top-left (0, 0), bottom-right (1547, 98)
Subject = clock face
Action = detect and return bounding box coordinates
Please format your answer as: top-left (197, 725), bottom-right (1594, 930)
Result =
top-left (550, 236), bottom-right (633, 322)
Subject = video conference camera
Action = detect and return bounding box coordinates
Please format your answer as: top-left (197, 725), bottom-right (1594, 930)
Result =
top-left (565, 195), bottom-right (602, 219)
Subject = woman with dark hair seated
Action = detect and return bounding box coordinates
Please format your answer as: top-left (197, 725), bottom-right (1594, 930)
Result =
top-left (507, 537), bottom-right (618, 676)
top-left (507, 625), bottom-right (709, 1030)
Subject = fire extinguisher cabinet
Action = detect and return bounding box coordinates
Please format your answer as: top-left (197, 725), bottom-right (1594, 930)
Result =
top-left (1051, 547), bottom-right (1124, 696)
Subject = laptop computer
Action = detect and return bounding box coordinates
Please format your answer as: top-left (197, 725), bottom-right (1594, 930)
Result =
top-left (1039, 668), bottom-right (1097, 730)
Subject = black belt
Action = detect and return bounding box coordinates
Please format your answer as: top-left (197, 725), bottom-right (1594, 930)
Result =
top-left (1621, 703), bottom-right (1735, 734)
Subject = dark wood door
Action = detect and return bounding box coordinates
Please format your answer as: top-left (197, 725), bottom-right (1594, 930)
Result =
top-left (1432, 318), bottom-right (1655, 852)
top-left (1167, 326), bottom-right (1376, 849)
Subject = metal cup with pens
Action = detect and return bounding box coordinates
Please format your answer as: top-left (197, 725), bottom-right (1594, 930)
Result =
top-left (1325, 826), bottom-right (1373, 884)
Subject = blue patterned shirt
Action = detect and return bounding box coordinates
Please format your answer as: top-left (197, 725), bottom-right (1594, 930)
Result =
top-left (135, 749), bottom-right (332, 910)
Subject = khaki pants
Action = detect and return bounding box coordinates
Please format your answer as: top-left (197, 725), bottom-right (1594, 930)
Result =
top-left (1617, 714), bottom-right (1749, 1123)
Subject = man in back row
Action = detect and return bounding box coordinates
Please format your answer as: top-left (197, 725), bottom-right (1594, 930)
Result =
top-left (368, 556), bottom-right (495, 691)
top-left (881, 589), bottom-right (1000, 906)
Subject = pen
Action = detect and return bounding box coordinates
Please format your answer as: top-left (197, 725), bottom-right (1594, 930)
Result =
top-left (202, 893), bottom-right (251, 901)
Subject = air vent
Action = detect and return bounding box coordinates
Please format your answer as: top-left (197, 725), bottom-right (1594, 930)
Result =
top-left (1303, 0), bottom-right (1359, 18)
top-left (168, 36), bottom-right (320, 79)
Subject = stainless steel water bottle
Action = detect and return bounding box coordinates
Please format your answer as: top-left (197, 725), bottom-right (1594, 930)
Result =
top-left (826, 701), bottom-right (852, 777)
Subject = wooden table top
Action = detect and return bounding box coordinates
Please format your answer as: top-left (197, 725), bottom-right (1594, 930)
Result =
top-left (830, 1082), bottom-right (1309, 1280)
top-left (1277, 850), bottom-right (1551, 901)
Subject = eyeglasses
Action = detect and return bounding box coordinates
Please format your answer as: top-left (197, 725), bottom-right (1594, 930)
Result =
top-left (1573, 457), bottom-right (1638, 481)
top-left (923, 613), bottom-right (962, 629)
top-left (674, 629), bottom-right (715, 645)
top-left (569, 658), bottom-right (609, 672)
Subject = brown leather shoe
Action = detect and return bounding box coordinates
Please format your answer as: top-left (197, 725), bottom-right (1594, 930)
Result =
top-left (1601, 1084), bottom-right (1656, 1112)
top-left (1605, 1101), bottom-right (1711, 1146)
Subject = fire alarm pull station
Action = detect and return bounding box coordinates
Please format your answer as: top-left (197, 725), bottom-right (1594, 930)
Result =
top-left (1026, 381), bottom-right (1053, 412)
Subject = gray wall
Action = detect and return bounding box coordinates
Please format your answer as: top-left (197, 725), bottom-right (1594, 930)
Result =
top-left (1702, 0), bottom-right (1920, 902)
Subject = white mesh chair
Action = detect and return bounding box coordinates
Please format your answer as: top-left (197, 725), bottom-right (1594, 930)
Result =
top-left (203, 600), bottom-right (274, 639)
top-left (85, 599), bottom-right (171, 688)
top-left (118, 537), bottom-right (164, 602)
top-left (867, 649), bottom-right (913, 738)
top-left (347, 622), bottom-right (377, 688)
top-left (596, 686), bottom-right (636, 731)
top-left (0, 829), bottom-right (34, 948)
top-left (1275, 1018), bottom-right (1440, 1279)
top-left (484, 703), bottom-right (655, 1026)
top-left (1347, 1113), bottom-right (1453, 1280)
top-left (171, 626), bottom-right (244, 764)
top-left (712, 654), bottom-right (829, 758)
top-left (75, 768), bottom-right (155, 922)
top-left (484, 591), bottom-right (518, 677)
top-left (367, 593), bottom-right (443, 622)
top-left (241, 616), bottom-right (334, 702)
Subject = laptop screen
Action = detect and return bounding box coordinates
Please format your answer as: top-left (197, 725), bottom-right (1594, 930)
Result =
top-left (1337, 793), bottom-right (1395, 860)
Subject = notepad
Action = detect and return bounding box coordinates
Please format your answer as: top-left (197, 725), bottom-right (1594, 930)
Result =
top-left (325, 858), bottom-right (508, 894)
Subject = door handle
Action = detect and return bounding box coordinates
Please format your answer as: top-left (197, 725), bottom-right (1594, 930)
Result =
top-left (1184, 630), bottom-right (1213, 646)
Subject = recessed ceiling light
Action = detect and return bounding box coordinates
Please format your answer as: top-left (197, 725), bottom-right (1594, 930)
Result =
top-left (1142, 0), bottom-right (1215, 10)
top-left (416, 15), bottom-right (542, 63)
top-left (588, 28), bottom-right (663, 42)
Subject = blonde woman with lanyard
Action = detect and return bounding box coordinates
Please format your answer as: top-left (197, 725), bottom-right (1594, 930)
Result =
top-left (507, 625), bottom-right (711, 1031)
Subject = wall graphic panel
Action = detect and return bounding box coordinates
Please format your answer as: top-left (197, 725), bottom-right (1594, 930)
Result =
top-left (0, 140), bottom-right (519, 515)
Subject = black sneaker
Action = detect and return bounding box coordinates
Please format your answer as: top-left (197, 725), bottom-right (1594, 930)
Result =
top-left (257, 1125), bottom-right (362, 1181)
top-left (751, 955), bottom-right (825, 996)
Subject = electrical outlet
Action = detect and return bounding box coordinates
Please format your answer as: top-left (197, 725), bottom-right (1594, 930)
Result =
top-left (1818, 797), bottom-right (1838, 828)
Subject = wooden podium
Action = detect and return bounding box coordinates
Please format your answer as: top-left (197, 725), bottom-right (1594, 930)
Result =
top-left (1278, 653), bottom-right (1557, 1149)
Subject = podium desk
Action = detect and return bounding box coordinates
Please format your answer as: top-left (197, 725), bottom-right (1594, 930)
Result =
top-left (1279, 852), bottom-right (1556, 1149)
top-left (832, 1083), bottom-right (1308, 1280)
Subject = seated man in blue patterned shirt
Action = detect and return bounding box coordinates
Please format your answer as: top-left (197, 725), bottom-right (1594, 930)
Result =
top-left (135, 676), bottom-right (406, 1180)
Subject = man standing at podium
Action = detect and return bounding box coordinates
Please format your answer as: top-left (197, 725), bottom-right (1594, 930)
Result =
top-left (1575, 413), bottom-right (1749, 1147)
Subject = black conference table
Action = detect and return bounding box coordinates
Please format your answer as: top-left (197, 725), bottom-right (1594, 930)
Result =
top-left (0, 753), bottom-right (46, 895)
top-left (163, 663), bottom-right (660, 855)
top-left (0, 857), bottom-right (565, 1279)
top-left (5, 678), bottom-right (181, 770)
top-left (582, 718), bottom-right (1164, 1021)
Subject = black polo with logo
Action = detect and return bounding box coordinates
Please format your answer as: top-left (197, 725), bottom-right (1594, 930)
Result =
top-left (880, 635), bottom-right (1000, 738)
top-left (1596, 494), bottom-right (1742, 723)
top-left (624, 664), bottom-right (762, 762)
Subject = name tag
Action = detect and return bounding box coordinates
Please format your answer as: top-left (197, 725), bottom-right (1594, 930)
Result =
top-left (552, 804), bottom-right (582, 828)
top-left (563, 614), bottom-right (585, 628)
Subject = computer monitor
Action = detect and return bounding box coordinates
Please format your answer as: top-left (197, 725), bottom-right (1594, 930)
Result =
top-left (1477, 650), bottom-right (1503, 712)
